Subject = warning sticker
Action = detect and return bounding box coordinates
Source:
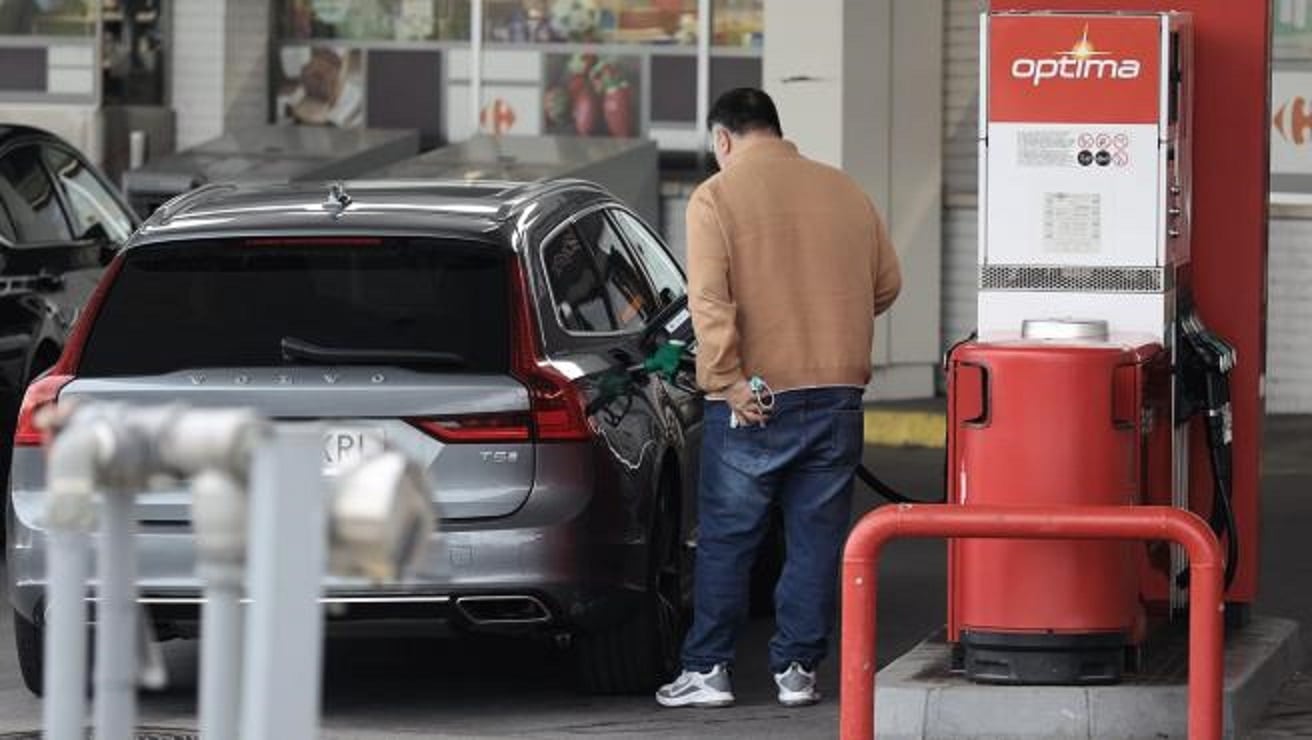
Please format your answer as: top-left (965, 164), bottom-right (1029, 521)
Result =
top-left (1042, 192), bottom-right (1102, 254)
top-left (1017, 130), bottom-right (1076, 168)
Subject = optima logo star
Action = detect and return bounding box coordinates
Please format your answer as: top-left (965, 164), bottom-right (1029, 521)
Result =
top-left (1010, 25), bottom-right (1143, 87)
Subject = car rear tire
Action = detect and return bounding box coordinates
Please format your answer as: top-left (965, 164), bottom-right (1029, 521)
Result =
top-left (574, 489), bottom-right (684, 694)
top-left (14, 608), bottom-right (43, 696)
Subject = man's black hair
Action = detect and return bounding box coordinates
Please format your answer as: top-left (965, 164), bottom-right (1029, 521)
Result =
top-left (707, 87), bottom-right (783, 137)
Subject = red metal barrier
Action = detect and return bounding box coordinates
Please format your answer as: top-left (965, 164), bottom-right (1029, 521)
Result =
top-left (840, 504), bottom-right (1225, 740)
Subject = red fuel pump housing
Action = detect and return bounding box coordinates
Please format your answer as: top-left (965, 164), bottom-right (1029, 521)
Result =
top-left (946, 337), bottom-right (1172, 683)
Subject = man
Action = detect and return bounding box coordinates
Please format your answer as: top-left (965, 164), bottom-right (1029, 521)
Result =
top-left (656, 88), bottom-right (901, 709)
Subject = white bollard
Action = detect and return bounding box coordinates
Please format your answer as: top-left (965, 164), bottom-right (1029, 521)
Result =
top-left (239, 425), bottom-right (328, 740)
top-left (40, 404), bottom-right (434, 740)
top-left (42, 530), bottom-right (91, 740)
top-left (193, 469), bottom-right (248, 740)
top-left (43, 421), bottom-right (103, 740)
top-left (92, 491), bottom-right (140, 739)
top-left (128, 130), bottom-right (147, 170)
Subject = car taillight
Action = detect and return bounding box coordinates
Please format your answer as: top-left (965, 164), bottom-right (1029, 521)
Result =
top-left (55, 253), bottom-right (122, 374)
top-left (10, 253), bottom-right (122, 447)
top-left (408, 413), bottom-right (532, 443)
top-left (508, 262), bottom-right (591, 442)
top-left (14, 374), bottom-right (74, 447)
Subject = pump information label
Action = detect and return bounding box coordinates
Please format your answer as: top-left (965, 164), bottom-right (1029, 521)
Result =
top-left (1041, 192), bottom-right (1102, 254)
top-left (1017, 130), bottom-right (1077, 167)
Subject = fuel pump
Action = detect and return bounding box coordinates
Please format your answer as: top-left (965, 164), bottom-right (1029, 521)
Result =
top-left (945, 10), bottom-right (1249, 685)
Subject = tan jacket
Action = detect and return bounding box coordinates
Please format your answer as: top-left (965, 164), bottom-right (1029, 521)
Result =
top-left (687, 137), bottom-right (902, 393)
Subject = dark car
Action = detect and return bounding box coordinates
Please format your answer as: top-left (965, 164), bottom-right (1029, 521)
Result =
top-left (0, 124), bottom-right (137, 498)
top-left (7, 179), bottom-right (707, 695)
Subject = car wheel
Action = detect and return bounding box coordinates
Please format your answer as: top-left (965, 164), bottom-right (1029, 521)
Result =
top-left (574, 488), bottom-right (684, 694)
top-left (14, 608), bottom-right (43, 696)
top-left (749, 507), bottom-right (785, 617)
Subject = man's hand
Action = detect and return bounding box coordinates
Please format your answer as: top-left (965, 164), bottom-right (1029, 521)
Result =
top-left (725, 379), bottom-right (769, 426)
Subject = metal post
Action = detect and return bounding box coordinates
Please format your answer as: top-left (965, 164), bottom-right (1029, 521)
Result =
top-left (43, 530), bottom-right (91, 740)
top-left (239, 425), bottom-right (327, 740)
top-left (44, 422), bottom-right (103, 740)
top-left (128, 131), bottom-right (147, 170)
top-left (193, 470), bottom-right (248, 740)
top-left (696, 0), bottom-right (711, 141)
top-left (199, 573), bottom-right (243, 740)
top-left (470, 0), bottom-right (484, 136)
top-left (92, 491), bottom-right (140, 739)
top-left (839, 504), bottom-right (1225, 740)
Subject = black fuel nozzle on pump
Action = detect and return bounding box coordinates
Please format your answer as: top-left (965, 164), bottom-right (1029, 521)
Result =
top-left (1174, 308), bottom-right (1240, 590)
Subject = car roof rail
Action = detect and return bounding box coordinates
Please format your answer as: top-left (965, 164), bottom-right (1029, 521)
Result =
top-left (495, 178), bottom-right (609, 221)
top-left (146, 183), bottom-right (238, 227)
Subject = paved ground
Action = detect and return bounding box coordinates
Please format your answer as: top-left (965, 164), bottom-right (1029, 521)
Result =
top-left (0, 417), bottom-right (1307, 738)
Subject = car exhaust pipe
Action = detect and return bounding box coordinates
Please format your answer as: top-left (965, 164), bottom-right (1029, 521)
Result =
top-left (454, 595), bottom-right (552, 625)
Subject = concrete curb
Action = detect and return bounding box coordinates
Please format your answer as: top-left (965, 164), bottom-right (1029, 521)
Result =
top-left (873, 617), bottom-right (1301, 739)
top-left (864, 410), bottom-right (946, 449)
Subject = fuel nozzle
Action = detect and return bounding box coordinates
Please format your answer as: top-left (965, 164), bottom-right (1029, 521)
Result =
top-left (1175, 308), bottom-right (1239, 590)
top-left (641, 339), bottom-right (691, 382)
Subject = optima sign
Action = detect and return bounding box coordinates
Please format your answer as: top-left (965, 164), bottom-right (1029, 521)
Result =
top-left (1009, 25), bottom-right (1143, 86)
top-left (1010, 56), bottom-right (1143, 86)
top-left (990, 14), bottom-right (1161, 124)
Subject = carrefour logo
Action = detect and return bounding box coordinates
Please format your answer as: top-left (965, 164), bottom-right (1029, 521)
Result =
top-left (1010, 25), bottom-right (1143, 87)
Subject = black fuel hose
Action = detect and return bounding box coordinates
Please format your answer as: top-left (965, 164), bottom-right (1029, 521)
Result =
top-left (1203, 370), bottom-right (1239, 590)
top-left (856, 463), bottom-right (945, 505)
top-left (852, 331), bottom-right (971, 506)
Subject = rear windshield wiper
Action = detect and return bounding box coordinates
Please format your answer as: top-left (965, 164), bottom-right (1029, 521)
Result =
top-left (280, 336), bottom-right (467, 369)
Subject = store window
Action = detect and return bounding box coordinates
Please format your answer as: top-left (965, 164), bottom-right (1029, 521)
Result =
top-left (0, 1), bottom-right (99, 105)
top-left (279, 0), bottom-right (472, 42)
top-left (484, 0), bottom-right (699, 45)
top-left (275, 46), bottom-right (366, 127)
top-left (102, 0), bottom-right (166, 105)
top-left (712, 0), bottom-right (762, 48)
top-left (542, 53), bottom-right (642, 137)
top-left (1273, 0), bottom-right (1312, 194)
top-left (268, 0), bottom-right (763, 149)
top-left (0, 0), bottom-right (96, 36)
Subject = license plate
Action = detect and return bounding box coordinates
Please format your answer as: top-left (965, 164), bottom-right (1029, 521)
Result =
top-left (323, 426), bottom-right (386, 475)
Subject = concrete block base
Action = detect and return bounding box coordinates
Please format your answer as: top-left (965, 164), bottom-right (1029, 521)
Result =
top-left (874, 616), bottom-right (1301, 739)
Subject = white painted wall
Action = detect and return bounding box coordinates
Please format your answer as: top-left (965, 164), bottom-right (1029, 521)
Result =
top-left (225, 0), bottom-right (272, 133)
top-left (171, 0), bottom-right (270, 149)
top-left (1267, 211), bottom-right (1312, 413)
top-left (764, 0), bottom-right (944, 400)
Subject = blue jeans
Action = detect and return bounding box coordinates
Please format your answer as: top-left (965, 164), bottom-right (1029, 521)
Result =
top-left (681, 387), bottom-right (865, 674)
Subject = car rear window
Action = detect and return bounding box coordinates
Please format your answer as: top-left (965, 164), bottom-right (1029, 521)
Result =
top-left (78, 238), bottom-right (510, 376)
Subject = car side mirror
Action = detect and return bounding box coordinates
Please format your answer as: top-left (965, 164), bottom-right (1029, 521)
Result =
top-left (74, 224), bottom-right (120, 266)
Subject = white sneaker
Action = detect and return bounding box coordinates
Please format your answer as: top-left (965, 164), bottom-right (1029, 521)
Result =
top-left (655, 664), bottom-right (735, 708)
top-left (774, 662), bottom-right (820, 706)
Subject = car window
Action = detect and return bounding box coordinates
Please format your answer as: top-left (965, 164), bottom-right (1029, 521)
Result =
top-left (0, 146), bottom-right (72, 243)
top-left (543, 212), bottom-right (658, 334)
top-left (43, 146), bottom-right (133, 244)
top-left (610, 210), bottom-right (686, 310)
top-left (78, 239), bottom-right (510, 377)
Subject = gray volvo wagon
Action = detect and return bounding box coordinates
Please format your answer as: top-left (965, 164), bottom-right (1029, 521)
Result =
top-left (5, 180), bottom-right (709, 695)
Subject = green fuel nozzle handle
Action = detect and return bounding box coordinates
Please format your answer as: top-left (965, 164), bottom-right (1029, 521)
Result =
top-left (642, 340), bottom-right (689, 382)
